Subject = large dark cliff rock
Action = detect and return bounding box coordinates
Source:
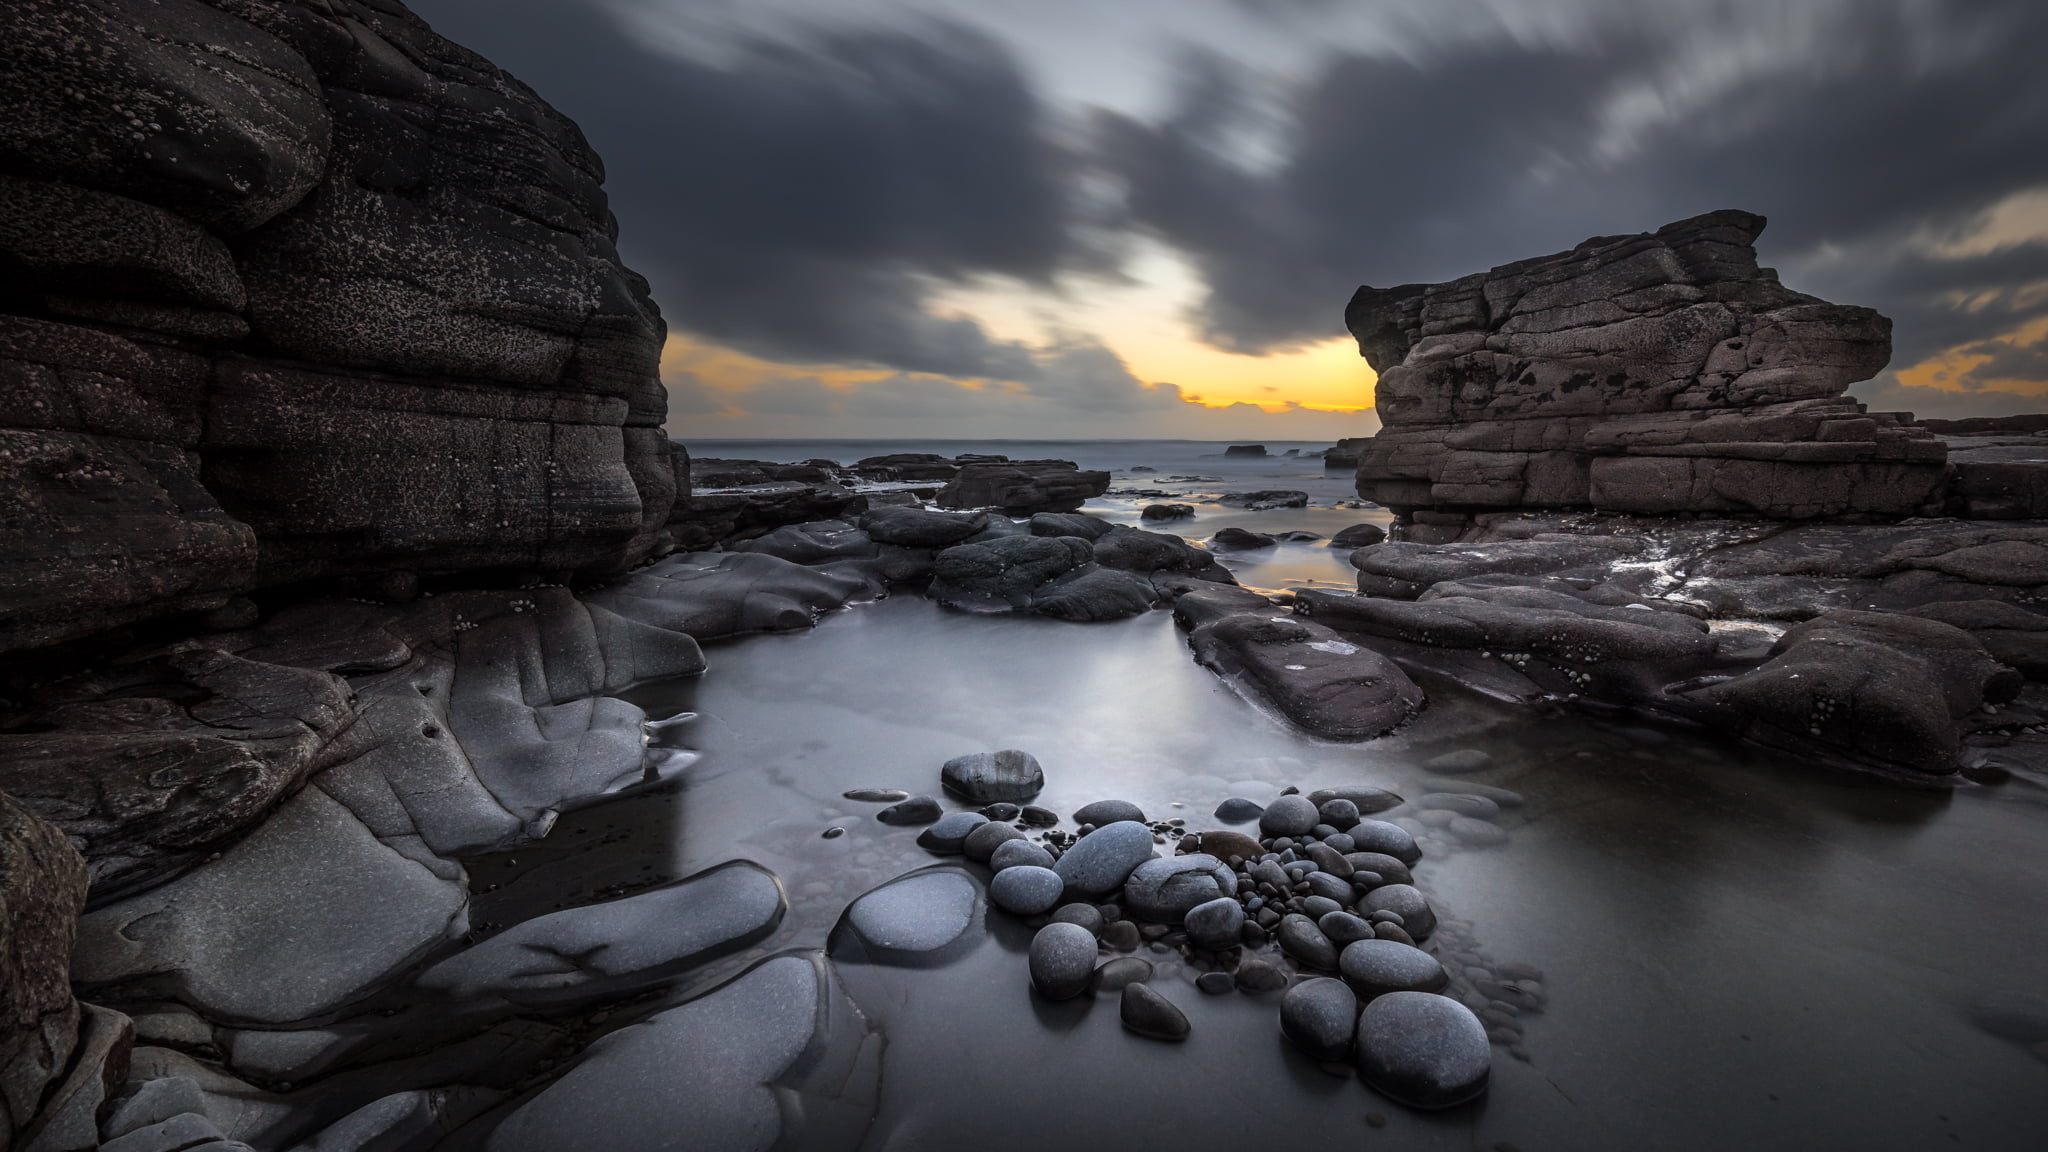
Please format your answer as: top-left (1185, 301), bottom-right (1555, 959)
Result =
top-left (0, 0), bottom-right (672, 654)
top-left (1346, 210), bottom-right (1946, 518)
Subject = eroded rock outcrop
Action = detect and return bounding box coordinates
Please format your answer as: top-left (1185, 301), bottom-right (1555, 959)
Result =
top-left (0, 0), bottom-right (671, 653)
top-left (1346, 210), bottom-right (1946, 518)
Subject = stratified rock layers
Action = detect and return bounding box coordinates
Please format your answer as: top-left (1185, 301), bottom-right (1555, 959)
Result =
top-left (0, 0), bottom-right (670, 652)
top-left (1346, 210), bottom-right (1944, 518)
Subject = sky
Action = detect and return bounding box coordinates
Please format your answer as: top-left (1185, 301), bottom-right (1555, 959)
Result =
top-left (409, 0), bottom-right (2048, 440)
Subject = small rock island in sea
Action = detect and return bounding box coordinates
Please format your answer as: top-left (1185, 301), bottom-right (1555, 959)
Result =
top-left (1, 2), bottom-right (2044, 1150)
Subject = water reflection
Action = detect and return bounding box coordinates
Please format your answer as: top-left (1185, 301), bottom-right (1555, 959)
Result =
top-left (482, 592), bottom-right (2046, 1150)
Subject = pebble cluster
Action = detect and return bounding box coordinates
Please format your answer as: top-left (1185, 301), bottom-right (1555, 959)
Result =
top-left (844, 749), bottom-right (1550, 1112)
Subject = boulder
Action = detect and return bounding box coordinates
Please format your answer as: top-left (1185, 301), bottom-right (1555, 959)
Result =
top-left (1185, 612), bottom-right (1424, 740)
top-left (935, 461), bottom-right (1109, 515)
top-left (1343, 209), bottom-right (1944, 518)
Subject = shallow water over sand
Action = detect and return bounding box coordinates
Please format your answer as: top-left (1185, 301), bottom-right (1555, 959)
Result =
top-left (477, 586), bottom-right (2048, 1150)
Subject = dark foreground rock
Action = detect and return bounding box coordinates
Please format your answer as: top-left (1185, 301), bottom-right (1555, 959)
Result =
top-left (1355, 992), bottom-right (1492, 1109)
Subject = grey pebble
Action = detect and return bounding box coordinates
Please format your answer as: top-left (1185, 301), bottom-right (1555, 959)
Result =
top-left (1120, 983), bottom-right (1191, 1041)
top-left (1281, 977), bottom-right (1359, 1060)
top-left (916, 811), bottom-right (989, 853)
top-left (1028, 922), bottom-right (1097, 1000)
top-left (844, 788), bottom-right (909, 803)
top-left (877, 795), bottom-right (943, 825)
top-left (990, 866), bottom-right (1065, 915)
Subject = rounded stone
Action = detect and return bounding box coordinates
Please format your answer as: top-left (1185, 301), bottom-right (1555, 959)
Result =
top-left (877, 796), bottom-right (943, 826)
top-left (1417, 793), bottom-right (1502, 820)
top-left (1073, 799), bottom-right (1146, 826)
top-left (1282, 977), bottom-right (1360, 1060)
top-left (990, 838), bottom-right (1056, 872)
top-left (1196, 971), bottom-right (1235, 995)
top-left (1421, 749), bottom-right (1494, 775)
top-left (1304, 872), bottom-right (1353, 905)
top-left (1345, 852), bottom-right (1413, 886)
top-left (941, 749), bottom-right (1045, 804)
top-left (1358, 884), bottom-right (1436, 939)
top-left (979, 802), bottom-right (1022, 822)
top-left (1306, 786), bottom-right (1405, 815)
top-left (1448, 817), bottom-right (1508, 847)
top-left (1120, 983), bottom-right (1191, 1041)
top-left (1183, 897), bottom-right (1245, 950)
top-left (1049, 902), bottom-right (1105, 936)
top-left (1304, 843), bottom-right (1353, 877)
top-left (1214, 797), bottom-right (1264, 823)
top-left (963, 821), bottom-right (1026, 862)
top-left (1340, 939), bottom-right (1449, 996)
top-left (1317, 798), bottom-right (1362, 829)
top-left (1100, 920), bottom-right (1141, 951)
top-left (1091, 956), bottom-right (1153, 993)
top-left (1355, 992), bottom-right (1492, 1109)
top-left (1177, 830), bottom-right (1263, 863)
top-left (1319, 911), bottom-right (1374, 947)
top-left (1347, 820), bottom-right (1422, 865)
top-left (916, 811), bottom-right (989, 854)
top-left (990, 866), bottom-right (1065, 915)
top-left (844, 788), bottom-right (909, 803)
top-left (1260, 794), bottom-right (1320, 837)
top-left (1373, 922), bottom-right (1417, 946)
top-left (1301, 895), bottom-right (1343, 919)
top-left (843, 872), bottom-right (979, 956)
top-left (1123, 854), bottom-right (1236, 923)
top-left (1277, 913), bottom-right (1338, 970)
top-left (1234, 957), bottom-right (1288, 993)
top-left (1028, 922), bottom-right (1098, 1000)
top-left (1019, 805), bottom-right (1060, 827)
top-left (1052, 821), bottom-right (1157, 897)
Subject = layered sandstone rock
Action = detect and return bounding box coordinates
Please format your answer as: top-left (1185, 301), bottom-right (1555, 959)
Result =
top-left (0, 0), bottom-right (671, 653)
top-left (1346, 210), bottom-right (1946, 518)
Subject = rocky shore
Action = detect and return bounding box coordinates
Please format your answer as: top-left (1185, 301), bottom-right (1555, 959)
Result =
top-left (2, 2), bottom-right (2045, 1150)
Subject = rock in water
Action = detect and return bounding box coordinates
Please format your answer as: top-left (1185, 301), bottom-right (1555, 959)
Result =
top-left (990, 866), bottom-right (1065, 916)
top-left (1348, 821), bottom-right (1423, 865)
top-left (1354, 992), bottom-right (1492, 1110)
top-left (1234, 958), bottom-right (1289, 993)
top-left (916, 812), bottom-right (988, 854)
top-left (963, 822), bottom-right (1026, 862)
top-left (1122, 855), bottom-right (1236, 923)
top-left (838, 871), bottom-right (980, 960)
top-left (1214, 797), bottom-right (1264, 823)
top-left (1358, 884), bottom-right (1437, 940)
top-left (1052, 821), bottom-right (1156, 898)
top-left (1260, 794), bottom-right (1320, 837)
top-left (1119, 983), bottom-right (1191, 1041)
top-left (1332, 523), bottom-right (1388, 549)
top-left (1091, 957), bottom-right (1154, 993)
top-left (1277, 914), bottom-right (1340, 970)
top-left (1282, 978), bottom-right (1360, 1060)
top-left (877, 796), bottom-right (943, 825)
top-left (1346, 209), bottom-right (1943, 520)
top-left (1072, 799), bottom-right (1146, 826)
top-left (989, 839), bottom-right (1056, 872)
top-left (940, 750), bottom-right (1046, 804)
top-left (1339, 939), bottom-right (1449, 997)
top-left (1184, 897), bottom-right (1246, 951)
top-left (1029, 923), bottom-right (1097, 1001)
top-left (1209, 527), bottom-right (1277, 550)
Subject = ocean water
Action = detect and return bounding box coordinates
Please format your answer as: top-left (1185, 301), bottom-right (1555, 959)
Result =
top-left (465, 439), bottom-right (2048, 1149)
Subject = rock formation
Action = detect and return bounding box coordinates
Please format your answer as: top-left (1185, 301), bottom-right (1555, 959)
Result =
top-left (0, 0), bottom-right (672, 654)
top-left (1345, 210), bottom-right (1946, 519)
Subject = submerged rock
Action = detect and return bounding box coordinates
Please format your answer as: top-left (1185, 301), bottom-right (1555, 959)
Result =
top-left (1354, 992), bottom-right (1491, 1110)
top-left (940, 749), bottom-right (1046, 804)
top-left (837, 871), bottom-right (981, 961)
top-left (990, 867), bottom-right (1065, 916)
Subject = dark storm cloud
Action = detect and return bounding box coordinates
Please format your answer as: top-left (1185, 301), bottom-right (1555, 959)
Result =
top-left (409, 0), bottom-right (1091, 379)
top-left (1102, 0), bottom-right (2048, 392)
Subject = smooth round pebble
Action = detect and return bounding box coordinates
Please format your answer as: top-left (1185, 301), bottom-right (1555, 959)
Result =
top-left (1234, 957), bottom-right (1288, 993)
top-left (963, 821), bottom-right (1027, 861)
top-left (1073, 799), bottom-right (1146, 826)
top-left (1101, 920), bottom-right (1141, 951)
top-left (916, 811), bottom-right (988, 853)
top-left (941, 749), bottom-right (1044, 803)
top-left (1196, 971), bottom-right (1235, 995)
top-left (979, 802), bottom-right (1022, 822)
top-left (1091, 956), bottom-right (1154, 992)
top-left (1183, 896), bottom-right (1246, 950)
top-left (877, 796), bottom-right (943, 825)
top-left (1359, 884), bottom-right (1436, 939)
top-left (1317, 798), bottom-right (1361, 829)
top-left (1340, 938), bottom-right (1448, 996)
top-left (1346, 852), bottom-right (1413, 885)
top-left (1277, 913), bottom-right (1339, 970)
top-left (990, 866), bottom-right (1065, 915)
top-left (1347, 820), bottom-right (1422, 865)
top-left (1028, 922), bottom-right (1098, 1000)
top-left (1421, 749), bottom-right (1494, 774)
top-left (1020, 805), bottom-right (1059, 826)
top-left (1319, 911), bottom-right (1375, 946)
top-left (1260, 794), bottom-right (1320, 837)
top-left (1049, 902), bottom-right (1105, 936)
top-left (1282, 977), bottom-right (1359, 1060)
top-left (1301, 895), bottom-right (1343, 919)
top-left (1305, 872), bottom-right (1353, 904)
top-left (1306, 786), bottom-right (1405, 815)
top-left (1214, 797), bottom-right (1265, 823)
top-left (1120, 983), bottom-right (1190, 1041)
top-left (990, 838), bottom-right (1056, 872)
top-left (844, 788), bottom-right (909, 803)
top-left (842, 872), bottom-right (979, 956)
top-left (1374, 922), bottom-right (1417, 946)
top-left (1355, 992), bottom-right (1491, 1109)
top-left (1123, 854), bottom-right (1236, 922)
top-left (1053, 820), bottom-right (1157, 897)
top-left (1448, 816), bottom-right (1508, 847)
